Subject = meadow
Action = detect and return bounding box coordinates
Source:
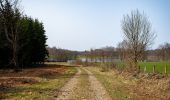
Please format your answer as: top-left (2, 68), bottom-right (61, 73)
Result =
top-left (115, 61), bottom-right (170, 74)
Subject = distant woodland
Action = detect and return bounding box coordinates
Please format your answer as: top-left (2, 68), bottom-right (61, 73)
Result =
top-left (47, 43), bottom-right (170, 63)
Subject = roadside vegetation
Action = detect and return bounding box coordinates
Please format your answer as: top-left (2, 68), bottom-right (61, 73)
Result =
top-left (86, 67), bottom-right (170, 100)
top-left (0, 65), bottom-right (77, 100)
top-left (86, 67), bottom-right (130, 100)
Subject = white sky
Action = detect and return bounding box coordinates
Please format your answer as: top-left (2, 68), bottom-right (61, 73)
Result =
top-left (21, 0), bottom-right (170, 51)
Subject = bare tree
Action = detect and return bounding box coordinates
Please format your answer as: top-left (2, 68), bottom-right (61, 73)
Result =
top-left (121, 10), bottom-right (156, 70)
top-left (0, 0), bottom-right (21, 70)
top-left (157, 43), bottom-right (170, 61)
top-left (117, 40), bottom-right (128, 61)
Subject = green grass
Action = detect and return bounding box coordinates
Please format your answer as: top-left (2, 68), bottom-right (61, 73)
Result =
top-left (114, 61), bottom-right (170, 74)
top-left (4, 67), bottom-right (77, 100)
top-left (139, 62), bottom-right (170, 74)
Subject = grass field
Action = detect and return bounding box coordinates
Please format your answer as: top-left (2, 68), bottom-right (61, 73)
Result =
top-left (139, 62), bottom-right (170, 74)
top-left (115, 61), bottom-right (170, 74)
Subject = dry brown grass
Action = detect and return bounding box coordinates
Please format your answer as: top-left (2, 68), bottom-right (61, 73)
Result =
top-left (0, 65), bottom-right (72, 99)
top-left (0, 65), bottom-right (66, 87)
top-left (116, 70), bottom-right (170, 100)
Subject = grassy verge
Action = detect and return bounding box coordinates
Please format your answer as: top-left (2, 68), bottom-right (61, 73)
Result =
top-left (1, 66), bottom-right (77, 100)
top-left (85, 66), bottom-right (170, 100)
top-left (72, 67), bottom-right (92, 99)
top-left (86, 67), bottom-right (133, 100)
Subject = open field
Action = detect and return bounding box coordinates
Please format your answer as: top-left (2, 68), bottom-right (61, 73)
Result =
top-left (139, 62), bottom-right (170, 74)
top-left (115, 61), bottom-right (170, 74)
top-left (0, 64), bottom-right (77, 100)
top-left (86, 66), bottom-right (170, 100)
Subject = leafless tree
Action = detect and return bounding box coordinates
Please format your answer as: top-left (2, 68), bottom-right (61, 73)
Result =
top-left (0, 0), bottom-right (21, 70)
top-left (157, 43), bottom-right (170, 61)
top-left (117, 40), bottom-right (128, 61)
top-left (121, 10), bottom-right (156, 70)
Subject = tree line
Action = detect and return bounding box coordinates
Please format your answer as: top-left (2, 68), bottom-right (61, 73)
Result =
top-left (147, 43), bottom-right (170, 61)
top-left (76, 45), bottom-right (170, 63)
top-left (47, 47), bottom-right (78, 62)
top-left (80, 47), bottom-right (119, 63)
top-left (47, 46), bottom-right (119, 63)
top-left (0, 0), bottom-right (48, 70)
top-left (47, 44), bottom-right (170, 64)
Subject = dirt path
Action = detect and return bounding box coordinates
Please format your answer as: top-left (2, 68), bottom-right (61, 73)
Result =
top-left (55, 68), bottom-right (81, 100)
top-left (83, 68), bottom-right (112, 100)
top-left (55, 67), bottom-right (111, 100)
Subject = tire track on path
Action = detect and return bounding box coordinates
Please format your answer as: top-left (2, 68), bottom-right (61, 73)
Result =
top-left (56, 67), bottom-right (112, 100)
top-left (83, 67), bottom-right (112, 100)
top-left (55, 67), bottom-right (81, 100)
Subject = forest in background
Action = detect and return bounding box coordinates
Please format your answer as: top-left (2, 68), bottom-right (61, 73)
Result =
top-left (47, 42), bottom-right (170, 63)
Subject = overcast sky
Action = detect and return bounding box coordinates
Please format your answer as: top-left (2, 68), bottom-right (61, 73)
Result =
top-left (21, 0), bottom-right (170, 51)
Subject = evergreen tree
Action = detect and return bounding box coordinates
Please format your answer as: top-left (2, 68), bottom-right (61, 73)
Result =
top-left (0, 0), bottom-right (48, 69)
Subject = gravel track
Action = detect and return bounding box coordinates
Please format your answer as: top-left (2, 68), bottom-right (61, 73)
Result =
top-left (55, 68), bottom-right (81, 100)
top-left (55, 67), bottom-right (111, 100)
top-left (83, 68), bottom-right (112, 100)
